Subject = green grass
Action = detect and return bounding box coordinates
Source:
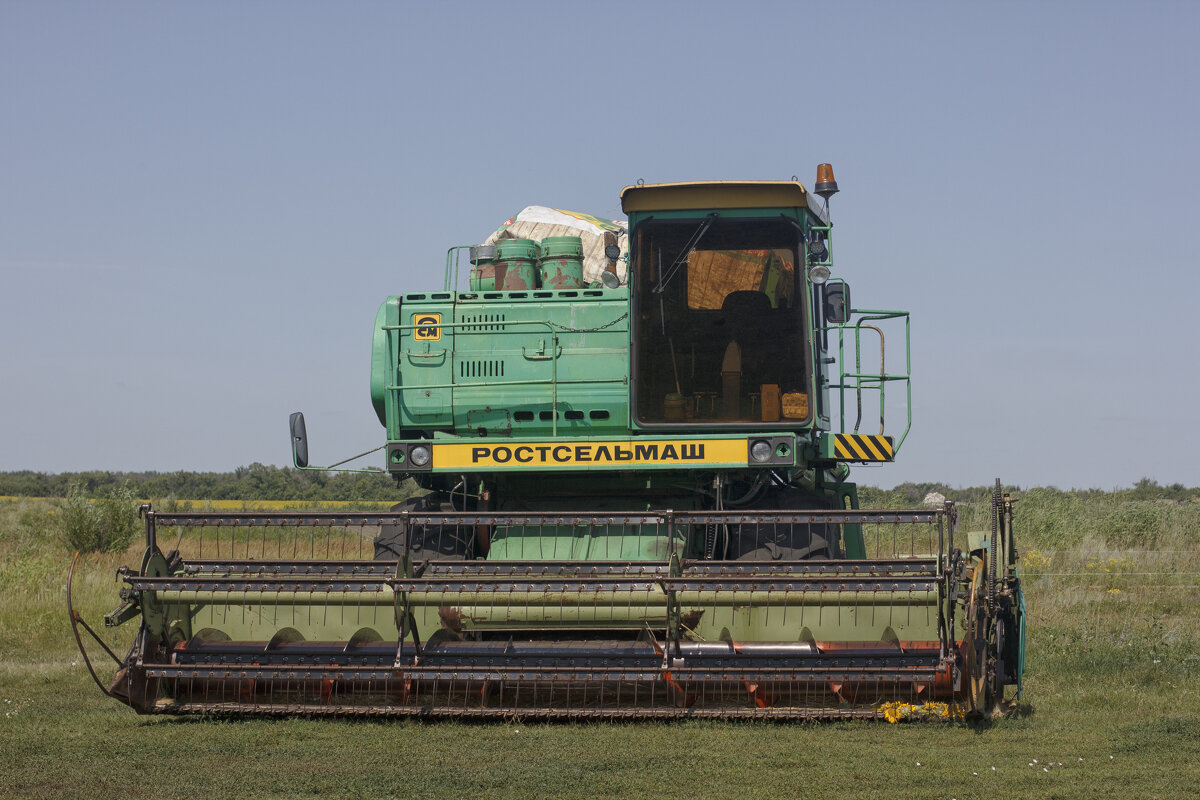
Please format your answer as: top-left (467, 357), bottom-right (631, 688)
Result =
top-left (2, 493), bottom-right (1199, 799)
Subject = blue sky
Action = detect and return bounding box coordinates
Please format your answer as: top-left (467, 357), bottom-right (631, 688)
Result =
top-left (2, 1), bottom-right (1197, 489)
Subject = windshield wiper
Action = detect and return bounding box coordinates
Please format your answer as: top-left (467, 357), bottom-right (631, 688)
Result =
top-left (653, 212), bottom-right (719, 294)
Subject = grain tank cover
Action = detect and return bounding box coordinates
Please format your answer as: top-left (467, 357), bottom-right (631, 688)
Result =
top-left (482, 206), bottom-right (628, 284)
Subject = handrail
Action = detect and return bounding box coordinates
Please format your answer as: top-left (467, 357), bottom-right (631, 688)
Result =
top-left (820, 308), bottom-right (912, 453)
top-left (444, 245), bottom-right (475, 291)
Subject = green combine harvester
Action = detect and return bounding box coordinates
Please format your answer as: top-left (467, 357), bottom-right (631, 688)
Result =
top-left (71, 166), bottom-right (1025, 719)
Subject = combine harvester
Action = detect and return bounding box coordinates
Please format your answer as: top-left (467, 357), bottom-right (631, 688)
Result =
top-left (71, 166), bottom-right (1024, 719)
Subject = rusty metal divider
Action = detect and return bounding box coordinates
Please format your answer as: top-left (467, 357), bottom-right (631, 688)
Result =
top-left (140, 507), bottom-right (949, 548)
top-left (131, 506), bottom-right (953, 609)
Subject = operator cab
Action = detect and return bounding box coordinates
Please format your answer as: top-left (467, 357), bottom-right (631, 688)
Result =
top-left (623, 182), bottom-right (826, 428)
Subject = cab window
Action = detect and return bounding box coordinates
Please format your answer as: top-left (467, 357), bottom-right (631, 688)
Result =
top-left (633, 218), bottom-right (809, 425)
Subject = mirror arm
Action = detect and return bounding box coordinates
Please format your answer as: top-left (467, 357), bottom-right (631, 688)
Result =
top-left (289, 411), bottom-right (386, 473)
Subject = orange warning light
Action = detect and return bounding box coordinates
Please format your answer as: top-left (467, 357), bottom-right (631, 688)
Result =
top-left (815, 163), bottom-right (839, 199)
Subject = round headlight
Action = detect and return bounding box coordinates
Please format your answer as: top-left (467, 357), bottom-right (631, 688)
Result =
top-left (750, 440), bottom-right (772, 463)
top-left (808, 264), bottom-right (831, 285)
top-left (409, 445), bottom-right (431, 467)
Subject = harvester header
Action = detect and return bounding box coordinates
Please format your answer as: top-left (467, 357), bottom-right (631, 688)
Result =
top-left (73, 167), bottom-right (1024, 720)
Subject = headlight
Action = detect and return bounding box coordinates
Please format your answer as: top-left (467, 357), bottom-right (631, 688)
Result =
top-left (808, 264), bottom-right (831, 285)
top-left (746, 436), bottom-right (795, 467)
top-left (409, 445), bottom-right (431, 467)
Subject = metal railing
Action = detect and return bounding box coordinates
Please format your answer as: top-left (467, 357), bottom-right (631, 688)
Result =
top-left (821, 307), bottom-right (913, 453)
top-left (139, 507), bottom-right (950, 566)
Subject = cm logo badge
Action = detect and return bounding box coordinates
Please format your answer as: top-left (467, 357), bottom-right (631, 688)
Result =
top-left (413, 312), bottom-right (442, 341)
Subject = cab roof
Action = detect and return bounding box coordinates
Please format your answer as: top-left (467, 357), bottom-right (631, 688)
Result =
top-left (620, 180), bottom-right (828, 223)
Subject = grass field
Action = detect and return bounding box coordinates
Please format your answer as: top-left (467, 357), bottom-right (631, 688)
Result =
top-left (2, 493), bottom-right (1198, 799)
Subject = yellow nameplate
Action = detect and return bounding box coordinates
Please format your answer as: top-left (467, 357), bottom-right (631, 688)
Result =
top-left (432, 439), bottom-right (749, 469)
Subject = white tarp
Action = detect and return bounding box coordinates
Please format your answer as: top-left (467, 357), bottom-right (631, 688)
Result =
top-left (483, 206), bottom-right (628, 284)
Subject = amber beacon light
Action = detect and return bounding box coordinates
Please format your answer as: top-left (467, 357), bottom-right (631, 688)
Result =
top-left (815, 163), bottom-right (839, 199)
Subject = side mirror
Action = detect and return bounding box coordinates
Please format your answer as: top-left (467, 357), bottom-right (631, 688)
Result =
top-left (823, 283), bottom-right (851, 324)
top-left (289, 412), bottom-right (309, 468)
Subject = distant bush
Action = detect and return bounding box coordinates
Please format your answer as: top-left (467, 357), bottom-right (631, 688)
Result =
top-left (62, 482), bottom-right (140, 553)
top-left (61, 484), bottom-right (92, 550)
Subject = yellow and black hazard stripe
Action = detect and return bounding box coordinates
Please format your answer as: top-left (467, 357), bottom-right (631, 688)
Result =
top-left (830, 433), bottom-right (894, 462)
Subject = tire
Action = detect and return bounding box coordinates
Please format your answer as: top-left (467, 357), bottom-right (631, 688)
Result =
top-left (374, 496), bottom-right (475, 561)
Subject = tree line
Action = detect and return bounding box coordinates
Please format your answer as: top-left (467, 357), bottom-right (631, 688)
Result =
top-left (1, 467), bottom-right (1193, 505)
top-left (859, 477), bottom-right (1198, 507)
top-left (0, 463), bottom-right (411, 501)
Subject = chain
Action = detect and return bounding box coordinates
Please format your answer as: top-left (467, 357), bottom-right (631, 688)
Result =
top-left (547, 312), bottom-right (629, 333)
top-left (988, 478), bottom-right (1000, 615)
